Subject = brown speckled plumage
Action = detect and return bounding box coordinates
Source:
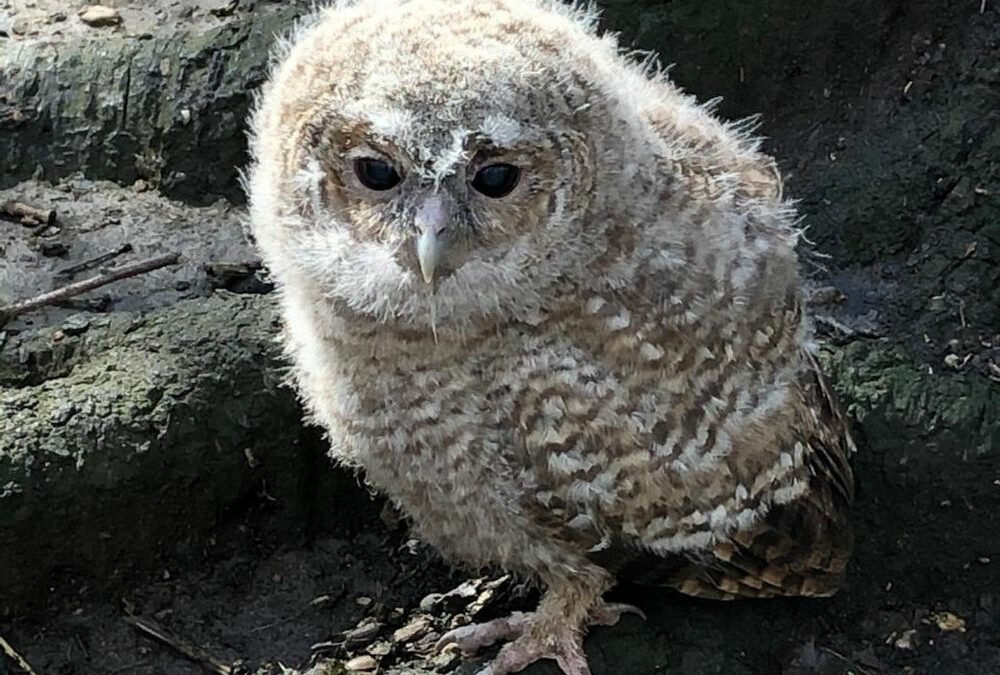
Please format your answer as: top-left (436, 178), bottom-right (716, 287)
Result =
top-left (245, 2), bottom-right (855, 672)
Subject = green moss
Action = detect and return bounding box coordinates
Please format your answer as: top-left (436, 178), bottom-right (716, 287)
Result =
top-left (820, 342), bottom-right (998, 456)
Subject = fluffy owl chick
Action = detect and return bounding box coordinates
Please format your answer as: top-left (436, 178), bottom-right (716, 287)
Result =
top-left (245, 1), bottom-right (855, 673)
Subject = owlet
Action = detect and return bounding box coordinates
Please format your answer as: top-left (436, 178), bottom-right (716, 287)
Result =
top-left (244, 2), bottom-right (855, 674)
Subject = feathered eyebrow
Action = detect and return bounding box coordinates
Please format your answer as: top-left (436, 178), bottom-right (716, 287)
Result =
top-left (365, 107), bottom-right (416, 139)
top-left (478, 114), bottom-right (525, 146)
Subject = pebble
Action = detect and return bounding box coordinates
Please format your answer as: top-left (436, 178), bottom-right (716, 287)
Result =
top-left (40, 241), bottom-right (68, 257)
top-left (345, 655), bottom-right (377, 672)
top-left (419, 592), bottom-right (443, 612)
top-left (36, 225), bottom-right (62, 238)
top-left (78, 5), bottom-right (121, 27)
top-left (392, 615), bottom-right (431, 644)
top-left (62, 315), bottom-right (90, 336)
top-left (206, 0), bottom-right (239, 17)
top-left (430, 650), bottom-right (460, 669)
top-left (366, 640), bottom-right (391, 657)
top-left (49, 403), bottom-right (78, 427)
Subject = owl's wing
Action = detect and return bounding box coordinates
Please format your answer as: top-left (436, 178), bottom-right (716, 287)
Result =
top-left (589, 352), bottom-right (855, 599)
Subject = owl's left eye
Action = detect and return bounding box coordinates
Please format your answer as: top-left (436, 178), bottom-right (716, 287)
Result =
top-left (472, 164), bottom-right (521, 198)
top-left (354, 158), bottom-right (402, 191)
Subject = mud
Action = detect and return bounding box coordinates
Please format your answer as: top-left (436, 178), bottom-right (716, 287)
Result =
top-left (1, 1), bottom-right (998, 674)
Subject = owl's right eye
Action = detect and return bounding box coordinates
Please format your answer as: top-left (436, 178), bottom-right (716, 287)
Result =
top-left (354, 158), bottom-right (402, 191)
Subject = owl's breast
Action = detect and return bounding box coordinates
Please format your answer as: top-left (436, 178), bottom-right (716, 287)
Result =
top-left (318, 332), bottom-right (566, 567)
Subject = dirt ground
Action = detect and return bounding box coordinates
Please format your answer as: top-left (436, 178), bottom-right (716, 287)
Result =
top-left (1, 1), bottom-right (998, 674)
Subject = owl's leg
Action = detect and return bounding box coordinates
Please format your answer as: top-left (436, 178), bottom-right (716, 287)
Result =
top-left (438, 572), bottom-right (642, 675)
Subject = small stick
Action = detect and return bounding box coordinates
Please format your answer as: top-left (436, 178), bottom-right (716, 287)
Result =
top-left (56, 243), bottom-right (134, 277)
top-left (0, 635), bottom-right (41, 675)
top-left (0, 252), bottom-right (180, 326)
top-left (814, 314), bottom-right (881, 340)
top-left (124, 615), bottom-right (233, 675)
top-left (820, 646), bottom-right (875, 675)
top-left (1, 201), bottom-right (56, 227)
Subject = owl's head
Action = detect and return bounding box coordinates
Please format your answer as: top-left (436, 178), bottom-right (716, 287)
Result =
top-left (246, 0), bottom-right (660, 337)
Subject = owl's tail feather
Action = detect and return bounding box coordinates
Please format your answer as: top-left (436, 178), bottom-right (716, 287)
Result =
top-left (671, 472), bottom-right (853, 600)
top-left (595, 472), bottom-right (852, 601)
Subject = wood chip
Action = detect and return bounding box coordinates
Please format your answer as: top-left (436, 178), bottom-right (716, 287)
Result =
top-left (392, 616), bottom-right (431, 644)
top-left (342, 618), bottom-right (382, 646)
top-left (892, 628), bottom-right (917, 649)
top-left (366, 640), bottom-right (391, 657)
top-left (78, 5), bottom-right (121, 27)
top-left (345, 655), bottom-right (377, 672)
top-left (931, 611), bottom-right (967, 632)
top-left (1, 200), bottom-right (56, 227)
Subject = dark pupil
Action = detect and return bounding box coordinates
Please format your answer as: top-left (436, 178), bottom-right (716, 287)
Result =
top-left (355, 158), bottom-right (401, 190)
top-left (472, 164), bottom-right (520, 198)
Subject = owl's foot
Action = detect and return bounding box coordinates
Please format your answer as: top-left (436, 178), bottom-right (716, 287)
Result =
top-left (436, 611), bottom-right (532, 655)
top-left (437, 602), bottom-right (643, 675)
top-left (473, 630), bottom-right (590, 675)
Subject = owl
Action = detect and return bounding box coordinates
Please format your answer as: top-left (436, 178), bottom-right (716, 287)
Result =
top-left (244, 1), bottom-right (855, 674)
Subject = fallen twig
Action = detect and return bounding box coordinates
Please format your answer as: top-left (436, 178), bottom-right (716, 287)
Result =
top-left (820, 646), bottom-right (876, 675)
top-left (1, 200), bottom-right (56, 227)
top-left (123, 614), bottom-right (237, 675)
top-left (814, 314), bottom-right (881, 341)
top-left (0, 635), bottom-right (41, 675)
top-left (56, 243), bottom-right (134, 277)
top-left (0, 252), bottom-right (180, 327)
top-left (249, 589), bottom-right (345, 634)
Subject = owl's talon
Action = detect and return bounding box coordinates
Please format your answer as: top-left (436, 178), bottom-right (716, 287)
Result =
top-left (590, 602), bottom-right (646, 625)
top-left (436, 611), bottom-right (531, 655)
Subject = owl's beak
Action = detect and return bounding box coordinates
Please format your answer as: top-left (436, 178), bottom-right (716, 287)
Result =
top-left (416, 226), bottom-right (443, 284)
top-left (414, 195), bottom-right (449, 284)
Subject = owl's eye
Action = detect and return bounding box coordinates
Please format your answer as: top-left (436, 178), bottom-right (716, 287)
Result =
top-left (354, 158), bottom-right (402, 191)
top-left (471, 163), bottom-right (521, 198)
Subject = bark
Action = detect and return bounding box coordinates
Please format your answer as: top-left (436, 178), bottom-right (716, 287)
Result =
top-left (0, 294), bottom-right (364, 616)
top-left (0, 1), bottom-right (311, 204)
